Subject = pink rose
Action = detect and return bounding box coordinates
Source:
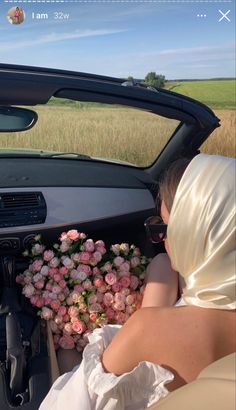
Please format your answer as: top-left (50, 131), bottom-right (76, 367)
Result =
top-left (94, 277), bottom-right (104, 288)
top-left (23, 284), bottom-right (35, 298)
top-left (126, 304), bottom-right (136, 315)
top-left (30, 295), bottom-right (39, 305)
top-left (16, 274), bottom-right (25, 285)
top-left (57, 293), bottom-right (65, 302)
top-left (130, 275), bottom-right (139, 290)
top-left (36, 298), bottom-right (45, 308)
top-left (126, 294), bottom-right (135, 305)
top-left (97, 284), bottom-right (107, 294)
top-left (113, 256), bottom-right (125, 267)
top-left (32, 259), bottom-right (44, 273)
top-left (58, 279), bottom-right (66, 288)
top-left (110, 244), bottom-right (120, 255)
top-left (54, 315), bottom-right (63, 325)
top-left (95, 246), bottom-right (106, 255)
top-left (67, 230), bottom-right (80, 241)
top-left (24, 276), bottom-right (32, 285)
top-left (92, 267), bottom-right (101, 276)
top-left (66, 296), bottom-right (74, 305)
top-left (63, 323), bottom-right (73, 334)
top-left (89, 303), bottom-right (102, 313)
top-left (43, 250), bottom-right (54, 262)
top-left (105, 272), bottom-right (117, 286)
top-left (119, 276), bottom-right (131, 288)
top-left (96, 292), bottom-right (104, 303)
top-left (52, 285), bottom-right (61, 294)
top-left (63, 314), bottom-right (70, 322)
top-left (58, 306), bottom-right (67, 316)
top-left (74, 284), bottom-right (84, 293)
top-left (95, 240), bottom-right (105, 248)
top-left (77, 264), bottom-right (92, 276)
top-left (34, 279), bottom-right (45, 289)
top-left (76, 271), bottom-right (87, 281)
top-left (101, 262), bottom-right (112, 273)
top-left (68, 306), bottom-right (79, 317)
top-left (115, 311), bottom-right (126, 324)
top-left (112, 282), bottom-right (121, 292)
top-left (103, 292), bottom-right (114, 307)
top-left (50, 300), bottom-right (61, 311)
top-left (40, 265), bottom-right (49, 276)
top-left (60, 240), bottom-right (70, 253)
top-left (88, 294), bottom-right (97, 305)
top-left (130, 256), bottom-right (140, 268)
top-left (48, 268), bottom-right (58, 278)
top-left (84, 239), bottom-right (95, 252)
top-left (41, 307), bottom-right (54, 320)
top-left (72, 320), bottom-right (86, 334)
top-left (92, 251), bottom-right (102, 263)
top-left (105, 307), bottom-right (115, 319)
top-left (120, 287), bottom-right (130, 296)
top-left (78, 252), bottom-right (91, 264)
top-left (62, 257), bottom-right (74, 270)
top-left (59, 334), bottom-right (75, 349)
top-left (59, 266), bottom-right (68, 276)
top-left (114, 292), bottom-right (126, 303)
top-left (70, 269), bottom-right (81, 280)
top-left (83, 279), bottom-right (92, 290)
top-left (113, 300), bottom-right (126, 311)
top-left (49, 257), bottom-right (60, 268)
top-left (53, 273), bottom-right (62, 282)
top-left (32, 273), bottom-right (43, 283)
top-left (119, 261), bottom-right (130, 273)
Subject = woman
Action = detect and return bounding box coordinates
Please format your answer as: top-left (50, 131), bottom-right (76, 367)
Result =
top-left (142, 158), bottom-right (191, 308)
top-left (39, 154), bottom-right (236, 409)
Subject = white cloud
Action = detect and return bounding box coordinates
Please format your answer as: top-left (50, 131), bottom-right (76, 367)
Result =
top-left (0, 28), bottom-right (128, 52)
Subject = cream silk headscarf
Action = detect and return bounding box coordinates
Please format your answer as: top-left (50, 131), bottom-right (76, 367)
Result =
top-left (168, 154), bottom-right (236, 310)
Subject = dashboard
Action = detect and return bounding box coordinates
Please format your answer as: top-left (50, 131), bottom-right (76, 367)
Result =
top-left (0, 158), bottom-right (156, 253)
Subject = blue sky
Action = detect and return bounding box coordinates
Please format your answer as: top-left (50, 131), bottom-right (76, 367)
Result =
top-left (0, 1), bottom-right (235, 79)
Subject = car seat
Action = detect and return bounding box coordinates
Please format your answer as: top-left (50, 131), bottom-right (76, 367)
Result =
top-left (148, 352), bottom-right (236, 410)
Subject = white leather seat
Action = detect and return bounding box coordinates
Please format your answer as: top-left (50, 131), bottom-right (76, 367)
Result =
top-left (148, 353), bottom-right (236, 410)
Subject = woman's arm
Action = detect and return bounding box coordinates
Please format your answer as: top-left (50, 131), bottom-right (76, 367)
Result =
top-left (141, 253), bottom-right (179, 308)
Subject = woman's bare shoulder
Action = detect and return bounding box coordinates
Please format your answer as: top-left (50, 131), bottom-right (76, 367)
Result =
top-left (102, 306), bottom-right (235, 390)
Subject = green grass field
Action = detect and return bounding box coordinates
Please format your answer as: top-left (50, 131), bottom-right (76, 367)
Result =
top-left (165, 80), bottom-right (236, 109)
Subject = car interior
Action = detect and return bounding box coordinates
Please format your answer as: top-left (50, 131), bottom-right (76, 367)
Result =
top-left (0, 64), bottom-right (234, 410)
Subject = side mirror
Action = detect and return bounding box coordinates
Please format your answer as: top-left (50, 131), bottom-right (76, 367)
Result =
top-left (0, 106), bottom-right (38, 132)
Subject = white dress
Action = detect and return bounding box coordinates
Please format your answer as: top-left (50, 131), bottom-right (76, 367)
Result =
top-left (39, 324), bottom-right (174, 410)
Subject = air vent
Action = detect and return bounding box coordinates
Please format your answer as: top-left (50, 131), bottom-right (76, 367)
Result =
top-left (0, 192), bottom-right (40, 209)
top-left (0, 192), bottom-right (47, 228)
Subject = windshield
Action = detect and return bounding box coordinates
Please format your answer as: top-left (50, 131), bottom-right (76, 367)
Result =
top-left (0, 2), bottom-right (235, 160)
top-left (0, 100), bottom-right (179, 167)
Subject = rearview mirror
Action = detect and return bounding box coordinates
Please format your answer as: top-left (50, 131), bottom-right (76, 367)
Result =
top-left (0, 106), bottom-right (38, 132)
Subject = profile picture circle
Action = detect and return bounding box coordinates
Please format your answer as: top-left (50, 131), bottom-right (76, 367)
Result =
top-left (7, 7), bottom-right (25, 25)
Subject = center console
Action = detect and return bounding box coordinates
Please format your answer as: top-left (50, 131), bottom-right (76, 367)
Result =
top-left (0, 255), bottom-right (50, 409)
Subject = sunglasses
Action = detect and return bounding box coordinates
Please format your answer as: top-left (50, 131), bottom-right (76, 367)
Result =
top-left (144, 216), bottom-right (168, 244)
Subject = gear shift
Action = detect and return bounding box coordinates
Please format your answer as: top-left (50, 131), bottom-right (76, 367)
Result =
top-left (0, 256), bottom-right (26, 403)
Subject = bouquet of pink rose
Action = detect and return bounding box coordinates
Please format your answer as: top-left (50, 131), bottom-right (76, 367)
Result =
top-left (16, 230), bottom-right (149, 351)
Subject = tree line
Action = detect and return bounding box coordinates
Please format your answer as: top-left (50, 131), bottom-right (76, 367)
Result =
top-left (127, 72), bottom-right (166, 88)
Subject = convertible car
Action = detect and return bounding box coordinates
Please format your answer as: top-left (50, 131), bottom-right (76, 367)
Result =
top-left (0, 64), bottom-right (234, 410)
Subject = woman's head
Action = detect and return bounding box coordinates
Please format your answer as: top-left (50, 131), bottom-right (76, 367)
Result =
top-left (163, 154), bottom-right (235, 310)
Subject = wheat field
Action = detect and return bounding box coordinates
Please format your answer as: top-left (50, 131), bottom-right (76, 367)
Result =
top-left (0, 106), bottom-right (235, 166)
